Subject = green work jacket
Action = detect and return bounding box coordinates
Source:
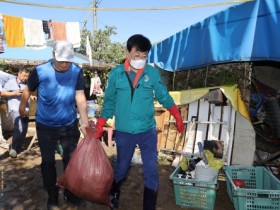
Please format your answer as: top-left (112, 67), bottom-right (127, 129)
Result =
top-left (101, 63), bottom-right (175, 134)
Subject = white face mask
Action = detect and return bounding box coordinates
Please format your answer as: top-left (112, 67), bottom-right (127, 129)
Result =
top-left (130, 59), bottom-right (146, 69)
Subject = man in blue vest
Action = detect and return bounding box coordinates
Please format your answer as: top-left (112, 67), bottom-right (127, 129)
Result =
top-left (19, 40), bottom-right (89, 210)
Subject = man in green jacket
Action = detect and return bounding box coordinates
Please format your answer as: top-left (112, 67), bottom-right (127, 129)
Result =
top-left (95, 34), bottom-right (184, 210)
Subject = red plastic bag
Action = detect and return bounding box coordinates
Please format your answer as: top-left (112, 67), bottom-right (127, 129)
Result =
top-left (57, 127), bottom-right (113, 205)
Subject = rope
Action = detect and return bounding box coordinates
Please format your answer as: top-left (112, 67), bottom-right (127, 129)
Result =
top-left (0, 0), bottom-right (254, 11)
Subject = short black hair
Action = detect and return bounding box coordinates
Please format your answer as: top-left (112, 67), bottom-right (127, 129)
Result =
top-left (126, 34), bottom-right (152, 52)
top-left (19, 67), bottom-right (30, 73)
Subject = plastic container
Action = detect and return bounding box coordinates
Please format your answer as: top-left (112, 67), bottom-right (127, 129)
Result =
top-left (195, 165), bottom-right (218, 182)
top-left (87, 100), bottom-right (96, 118)
top-left (224, 165), bottom-right (280, 210)
top-left (170, 165), bottom-right (218, 210)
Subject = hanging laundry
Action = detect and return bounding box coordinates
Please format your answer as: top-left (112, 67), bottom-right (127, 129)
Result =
top-left (90, 72), bottom-right (103, 98)
top-left (86, 35), bottom-right (92, 66)
top-left (66, 22), bottom-right (81, 48)
top-left (0, 32), bottom-right (4, 53)
top-left (42, 20), bottom-right (51, 39)
top-left (3, 15), bottom-right (24, 47)
top-left (49, 21), bottom-right (66, 42)
top-left (23, 18), bottom-right (46, 49)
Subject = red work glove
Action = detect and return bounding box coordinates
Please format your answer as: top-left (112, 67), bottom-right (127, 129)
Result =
top-left (168, 105), bottom-right (184, 134)
top-left (95, 117), bottom-right (107, 139)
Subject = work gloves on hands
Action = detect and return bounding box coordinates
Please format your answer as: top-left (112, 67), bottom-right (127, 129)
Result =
top-left (94, 117), bottom-right (107, 139)
top-left (168, 105), bottom-right (184, 134)
top-left (94, 105), bottom-right (184, 138)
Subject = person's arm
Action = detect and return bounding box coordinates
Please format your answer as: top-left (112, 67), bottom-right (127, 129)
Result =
top-left (30, 95), bottom-right (37, 101)
top-left (19, 67), bottom-right (38, 118)
top-left (1, 78), bottom-right (23, 98)
top-left (152, 67), bottom-right (184, 133)
top-left (19, 85), bottom-right (31, 118)
top-left (75, 89), bottom-right (89, 136)
top-left (1, 89), bottom-right (23, 98)
top-left (168, 105), bottom-right (184, 133)
top-left (95, 68), bottom-right (118, 139)
top-left (75, 70), bottom-right (89, 136)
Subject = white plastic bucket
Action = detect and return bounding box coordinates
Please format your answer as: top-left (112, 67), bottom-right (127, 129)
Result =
top-left (194, 165), bottom-right (218, 182)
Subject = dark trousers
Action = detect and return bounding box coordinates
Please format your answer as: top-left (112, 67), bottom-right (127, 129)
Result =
top-left (36, 120), bottom-right (80, 191)
top-left (114, 128), bottom-right (159, 191)
top-left (10, 110), bottom-right (29, 151)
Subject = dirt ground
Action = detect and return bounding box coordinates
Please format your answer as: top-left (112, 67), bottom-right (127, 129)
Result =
top-left (0, 126), bottom-right (235, 210)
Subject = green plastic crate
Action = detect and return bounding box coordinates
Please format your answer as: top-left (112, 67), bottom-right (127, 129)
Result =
top-left (170, 166), bottom-right (218, 210)
top-left (224, 166), bottom-right (280, 210)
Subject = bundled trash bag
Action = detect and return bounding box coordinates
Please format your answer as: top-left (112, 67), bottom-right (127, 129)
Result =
top-left (57, 127), bottom-right (113, 205)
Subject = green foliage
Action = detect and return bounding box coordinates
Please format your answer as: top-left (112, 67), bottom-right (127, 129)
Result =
top-left (76, 26), bottom-right (126, 65)
top-left (166, 62), bottom-right (250, 91)
top-left (0, 62), bottom-right (10, 72)
top-left (93, 26), bottom-right (126, 64)
top-left (77, 29), bottom-right (92, 56)
top-left (0, 62), bottom-right (31, 74)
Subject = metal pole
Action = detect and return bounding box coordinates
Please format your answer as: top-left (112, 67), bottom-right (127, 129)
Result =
top-left (93, 0), bottom-right (97, 34)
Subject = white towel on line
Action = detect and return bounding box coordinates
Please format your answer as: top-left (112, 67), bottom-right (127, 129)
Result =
top-left (66, 22), bottom-right (81, 48)
top-left (23, 18), bottom-right (46, 49)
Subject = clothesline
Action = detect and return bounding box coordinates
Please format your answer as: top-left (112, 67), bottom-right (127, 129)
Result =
top-left (0, 12), bottom-right (97, 67)
top-left (0, 0), bottom-right (254, 11)
top-left (0, 13), bottom-right (81, 49)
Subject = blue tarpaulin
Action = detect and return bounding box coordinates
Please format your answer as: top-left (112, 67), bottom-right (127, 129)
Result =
top-left (148, 0), bottom-right (280, 72)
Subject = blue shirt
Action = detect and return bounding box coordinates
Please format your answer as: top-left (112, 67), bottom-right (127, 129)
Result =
top-left (28, 59), bottom-right (85, 126)
top-left (3, 76), bottom-right (27, 112)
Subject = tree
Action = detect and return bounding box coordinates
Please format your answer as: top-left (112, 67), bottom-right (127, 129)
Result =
top-left (77, 29), bottom-right (92, 56)
top-left (77, 26), bottom-right (125, 65)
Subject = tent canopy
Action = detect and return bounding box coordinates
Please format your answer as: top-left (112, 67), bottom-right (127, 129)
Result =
top-left (148, 0), bottom-right (280, 72)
